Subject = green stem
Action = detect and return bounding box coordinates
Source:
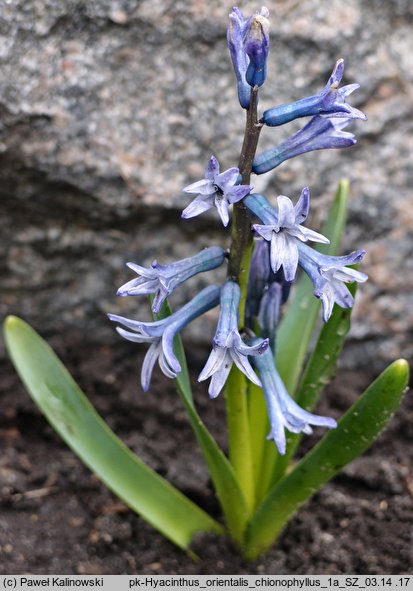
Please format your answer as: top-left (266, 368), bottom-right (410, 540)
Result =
top-left (225, 87), bottom-right (263, 516)
top-left (225, 366), bottom-right (255, 512)
top-left (247, 382), bottom-right (271, 507)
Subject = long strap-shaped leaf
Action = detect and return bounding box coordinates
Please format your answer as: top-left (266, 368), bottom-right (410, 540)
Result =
top-left (3, 316), bottom-right (223, 552)
top-left (244, 359), bottom-right (409, 559)
top-left (155, 301), bottom-right (250, 545)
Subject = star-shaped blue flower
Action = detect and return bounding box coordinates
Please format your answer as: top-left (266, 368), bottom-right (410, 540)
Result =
top-left (199, 280), bottom-right (268, 398)
top-left (109, 285), bottom-right (220, 391)
top-left (247, 189), bottom-right (330, 281)
top-left (297, 242), bottom-right (368, 322)
top-left (117, 246), bottom-right (225, 314)
top-left (182, 156), bottom-right (252, 227)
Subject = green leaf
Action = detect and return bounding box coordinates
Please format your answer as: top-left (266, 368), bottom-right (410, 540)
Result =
top-left (154, 301), bottom-right (250, 544)
top-left (3, 316), bottom-right (222, 552)
top-left (175, 376), bottom-right (250, 545)
top-left (248, 381), bottom-right (270, 506)
top-left (271, 285), bottom-right (356, 483)
top-left (244, 359), bottom-right (409, 560)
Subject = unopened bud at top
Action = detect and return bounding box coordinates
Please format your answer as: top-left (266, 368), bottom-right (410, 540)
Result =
top-left (244, 8), bottom-right (270, 87)
top-left (227, 6), bottom-right (270, 108)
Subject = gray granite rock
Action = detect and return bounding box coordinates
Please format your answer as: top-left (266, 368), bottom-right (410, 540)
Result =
top-left (1, 0), bottom-right (412, 373)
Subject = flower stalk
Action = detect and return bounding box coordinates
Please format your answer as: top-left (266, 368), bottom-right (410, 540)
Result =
top-left (228, 85), bottom-right (263, 325)
top-left (225, 85), bottom-right (264, 511)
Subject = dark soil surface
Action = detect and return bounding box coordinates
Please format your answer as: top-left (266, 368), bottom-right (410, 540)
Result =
top-left (0, 341), bottom-right (412, 575)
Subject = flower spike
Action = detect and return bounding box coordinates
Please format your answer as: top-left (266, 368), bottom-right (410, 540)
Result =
top-left (182, 156), bottom-right (252, 226)
top-left (199, 280), bottom-right (268, 398)
top-left (109, 285), bottom-right (221, 391)
top-left (117, 246), bottom-right (226, 314)
top-left (262, 59), bottom-right (366, 127)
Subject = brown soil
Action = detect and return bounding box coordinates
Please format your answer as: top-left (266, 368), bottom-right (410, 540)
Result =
top-left (0, 341), bottom-right (412, 575)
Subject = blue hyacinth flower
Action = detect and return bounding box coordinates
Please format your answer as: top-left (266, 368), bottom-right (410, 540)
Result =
top-left (297, 242), bottom-right (368, 322)
top-left (246, 189), bottom-right (330, 281)
top-left (117, 246), bottom-right (226, 314)
top-left (253, 116), bottom-right (358, 175)
top-left (199, 280), bottom-right (268, 398)
top-left (253, 345), bottom-right (337, 455)
top-left (262, 59), bottom-right (366, 127)
top-left (182, 155), bottom-right (252, 226)
top-left (109, 285), bottom-right (221, 391)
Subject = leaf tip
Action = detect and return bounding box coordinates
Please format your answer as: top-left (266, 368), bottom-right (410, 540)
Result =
top-left (3, 315), bottom-right (22, 333)
top-left (338, 178), bottom-right (350, 192)
top-left (392, 358), bottom-right (410, 381)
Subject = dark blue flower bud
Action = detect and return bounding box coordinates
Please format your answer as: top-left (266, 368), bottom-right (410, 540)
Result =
top-left (244, 8), bottom-right (270, 87)
top-left (227, 7), bottom-right (270, 108)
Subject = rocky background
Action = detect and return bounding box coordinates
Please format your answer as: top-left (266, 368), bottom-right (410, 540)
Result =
top-left (1, 0), bottom-right (412, 373)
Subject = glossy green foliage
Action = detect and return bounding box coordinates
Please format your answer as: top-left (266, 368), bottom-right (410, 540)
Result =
top-left (244, 359), bottom-right (409, 559)
top-left (3, 316), bottom-right (222, 552)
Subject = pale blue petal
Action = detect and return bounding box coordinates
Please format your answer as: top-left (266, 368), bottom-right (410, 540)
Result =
top-left (253, 224), bottom-right (275, 241)
top-left (226, 184), bottom-right (253, 204)
top-left (291, 225), bottom-right (330, 244)
top-left (126, 262), bottom-right (156, 277)
top-left (181, 195), bottom-right (214, 219)
top-left (294, 187), bottom-right (310, 224)
top-left (216, 167), bottom-right (239, 190)
top-left (207, 352), bottom-right (233, 398)
top-left (161, 326), bottom-right (182, 374)
top-left (141, 341), bottom-right (162, 391)
top-left (270, 232), bottom-right (286, 274)
top-left (182, 178), bottom-right (214, 195)
top-left (231, 349), bottom-right (262, 386)
top-left (206, 155), bottom-right (220, 180)
top-left (215, 196), bottom-right (230, 227)
top-left (281, 235), bottom-right (299, 282)
top-left (198, 346), bottom-right (227, 382)
top-left (115, 327), bottom-right (153, 344)
top-left (158, 351), bottom-right (178, 380)
top-left (277, 195), bottom-right (296, 228)
top-left (108, 313), bottom-right (166, 337)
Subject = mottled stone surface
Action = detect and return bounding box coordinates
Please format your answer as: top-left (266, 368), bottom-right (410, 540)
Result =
top-left (1, 0), bottom-right (412, 371)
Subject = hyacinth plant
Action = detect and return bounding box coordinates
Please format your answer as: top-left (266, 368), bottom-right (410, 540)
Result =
top-left (4, 7), bottom-right (409, 560)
